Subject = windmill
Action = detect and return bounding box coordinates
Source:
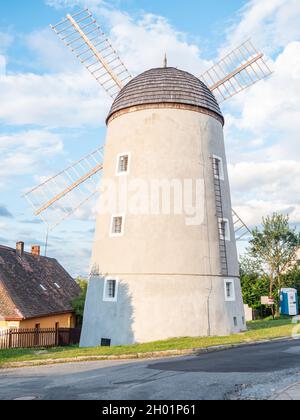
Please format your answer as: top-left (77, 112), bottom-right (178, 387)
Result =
top-left (24, 8), bottom-right (271, 346)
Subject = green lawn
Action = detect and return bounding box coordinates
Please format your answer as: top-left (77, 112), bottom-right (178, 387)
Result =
top-left (0, 318), bottom-right (299, 368)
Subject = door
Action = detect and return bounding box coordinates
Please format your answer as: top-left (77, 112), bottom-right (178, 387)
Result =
top-left (288, 292), bottom-right (297, 316)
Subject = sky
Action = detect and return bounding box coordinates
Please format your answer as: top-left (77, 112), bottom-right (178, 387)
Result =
top-left (0, 0), bottom-right (299, 277)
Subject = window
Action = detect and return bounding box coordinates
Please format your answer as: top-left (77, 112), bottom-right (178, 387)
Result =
top-left (103, 278), bottom-right (119, 302)
top-left (213, 155), bottom-right (225, 181)
top-left (110, 215), bottom-right (125, 237)
top-left (233, 317), bottom-right (238, 327)
top-left (224, 279), bottom-right (236, 302)
top-left (219, 218), bottom-right (230, 241)
top-left (101, 338), bottom-right (111, 347)
top-left (116, 153), bottom-right (130, 175)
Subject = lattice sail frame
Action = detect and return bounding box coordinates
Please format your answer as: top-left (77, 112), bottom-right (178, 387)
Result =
top-left (24, 148), bottom-right (104, 230)
top-left (200, 40), bottom-right (272, 103)
top-left (232, 209), bottom-right (252, 242)
top-left (51, 9), bottom-right (132, 98)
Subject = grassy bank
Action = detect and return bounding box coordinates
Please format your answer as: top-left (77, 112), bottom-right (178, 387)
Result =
top-left (0, 318), bottom-right (298, 368)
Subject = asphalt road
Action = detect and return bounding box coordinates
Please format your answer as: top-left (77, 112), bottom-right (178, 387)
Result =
top-left (1, 339), bottom-right (300, 400)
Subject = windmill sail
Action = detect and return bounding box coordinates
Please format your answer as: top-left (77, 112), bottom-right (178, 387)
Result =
top-left (51, 9), bottom-right (132, 98)
top-left (24, 148), bottom-right (104, 230)
top-left (232, 209), bottom-right (252, 242)
top-left (200, 40), bottom-right (272, 103)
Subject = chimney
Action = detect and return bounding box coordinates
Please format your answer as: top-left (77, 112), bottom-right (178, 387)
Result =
top-left (16, 242), bottom-right (24, 258)
top-left (31, 245), bottom-right (41, 256)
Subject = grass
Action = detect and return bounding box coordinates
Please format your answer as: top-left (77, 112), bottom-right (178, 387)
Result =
top-left (0, 318), bottom-right (299, 368)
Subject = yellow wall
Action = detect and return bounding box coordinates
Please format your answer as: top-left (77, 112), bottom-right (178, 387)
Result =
top-left (0, 313), bottom-right (76, 330)
top-left (20, 313), bottom-right (76, 329)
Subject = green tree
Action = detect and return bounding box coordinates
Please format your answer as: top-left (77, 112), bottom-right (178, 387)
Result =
top-left (72, 278), bottom-right (88, 326)
top-left (245, 214), bottom-right (300, 316)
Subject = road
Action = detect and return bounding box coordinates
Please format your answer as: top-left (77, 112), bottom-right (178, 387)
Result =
top-left (1, 339), bottom-right (300, 400)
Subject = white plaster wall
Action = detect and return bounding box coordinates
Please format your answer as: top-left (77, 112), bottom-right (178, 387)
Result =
top-left (80, 107), bottom-right (245, 347)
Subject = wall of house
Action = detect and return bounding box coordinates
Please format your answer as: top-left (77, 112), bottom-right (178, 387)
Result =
top-left (19, 313), bottom-right (75, 329)
top-left (0, 314), bottom-right (76, 330)
top-left (0, 320), bottom-right (10, 331)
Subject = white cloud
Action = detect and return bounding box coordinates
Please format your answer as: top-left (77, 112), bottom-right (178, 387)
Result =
top-left (0, 130), bottom-right (64, 188)
top-left (229, 159), bottom-right (300, 227)
top-left (221, 0), bottom-right (300, 229)
top-left (100, 9), bottom-right (211, 76)
top-left (223, 0), bottom-right (300, 55)
top-left (46, 0), bottom-right (211, 74)
top-left (25, 28), bottom-right (81, 73)
top-left (0, 2), bottom-right (213, 128)
top-left (0, 71), bottom-right (110, 128)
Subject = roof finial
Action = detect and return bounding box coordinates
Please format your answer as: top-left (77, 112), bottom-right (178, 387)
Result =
top-left (163, 53), bottom-right (168, 68)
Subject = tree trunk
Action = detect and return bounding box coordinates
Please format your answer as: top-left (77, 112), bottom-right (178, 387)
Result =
top-left (269, 273), bottom-right (275, 319)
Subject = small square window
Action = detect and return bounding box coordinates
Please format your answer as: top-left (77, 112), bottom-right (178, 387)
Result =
top-left (110, 215), bottom-right (124, 237)
top-left (219, 218), bottom-right (231, 241)
top-left (213, 155), bottom-right (225, 181)
top-left (103, 278), bottom-right (119, 302)
top-left (101, 338), bottom-right (111, 347)
top-left (225, 279), bottom-right (236, 302)
top-left (117, 153), bottom-right (130, 175)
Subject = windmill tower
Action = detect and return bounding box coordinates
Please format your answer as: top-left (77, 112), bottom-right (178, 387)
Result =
top-left (24, 9), bottom-right (271, 346)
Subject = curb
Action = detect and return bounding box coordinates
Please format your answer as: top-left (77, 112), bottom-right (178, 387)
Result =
top-left (1, 335), bottom-right (298, 370)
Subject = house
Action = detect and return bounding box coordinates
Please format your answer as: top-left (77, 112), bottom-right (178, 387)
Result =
top-left (0, 242), bottom-right (81, 331)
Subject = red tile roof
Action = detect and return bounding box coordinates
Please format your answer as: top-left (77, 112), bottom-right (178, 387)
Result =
top-left (0, 245), bottom-right (81, 320)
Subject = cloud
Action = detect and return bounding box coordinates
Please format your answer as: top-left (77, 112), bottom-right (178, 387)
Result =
top-left (223, 0), bottom-right (300, 55)
top-left (0, 130), bottom-right (64, 189)
top-left (46, 0), bottom-right (212, 74)
top-left (25, 28), bottom-right (81, 73)
top-left (229, 160), bottom-right (300, 226)
top-left (100, 9), bottom-right (211, 76)
top-left (0, 206), bottom-right (13, 219)
top-left (0, 71), bottom-right (110, 128)
top-left (219, 0), bottom-right (300, 229)
top-left (45, 0), bottom-right (105, 9)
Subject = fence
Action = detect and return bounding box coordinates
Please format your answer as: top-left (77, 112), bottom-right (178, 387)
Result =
top-left (0, 328), bottom-right (81, 350)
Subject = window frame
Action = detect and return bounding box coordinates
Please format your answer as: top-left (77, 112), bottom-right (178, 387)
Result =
top-left (224, 279), bottom-right (236, 302)
top-left (103, 277), bottom-right (119, 303)
top-left (116, 152), bottom-right (131, 176)
top-left (213, 155), bottom-right (225, 181)
top-left (110, 214), bottom-right (125, 237)
top-left (219, 218), bottom-right (231, 241)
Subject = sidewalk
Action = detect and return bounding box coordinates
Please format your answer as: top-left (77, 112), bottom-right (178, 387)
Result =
top-left (271, 383), bottom-right (300, 400)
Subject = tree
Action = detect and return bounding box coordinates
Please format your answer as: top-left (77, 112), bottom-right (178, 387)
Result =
top-left (72, 278), bottom-right (88, 326)
top-left (245, 213), bottom-right (300, 316)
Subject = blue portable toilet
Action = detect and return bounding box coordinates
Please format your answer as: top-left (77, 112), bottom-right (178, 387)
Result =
top-left (280, 288), bottom-right (299, 316)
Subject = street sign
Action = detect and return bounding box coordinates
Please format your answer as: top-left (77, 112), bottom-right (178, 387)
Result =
top-left (261, 296), bottom-right (275, 305)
